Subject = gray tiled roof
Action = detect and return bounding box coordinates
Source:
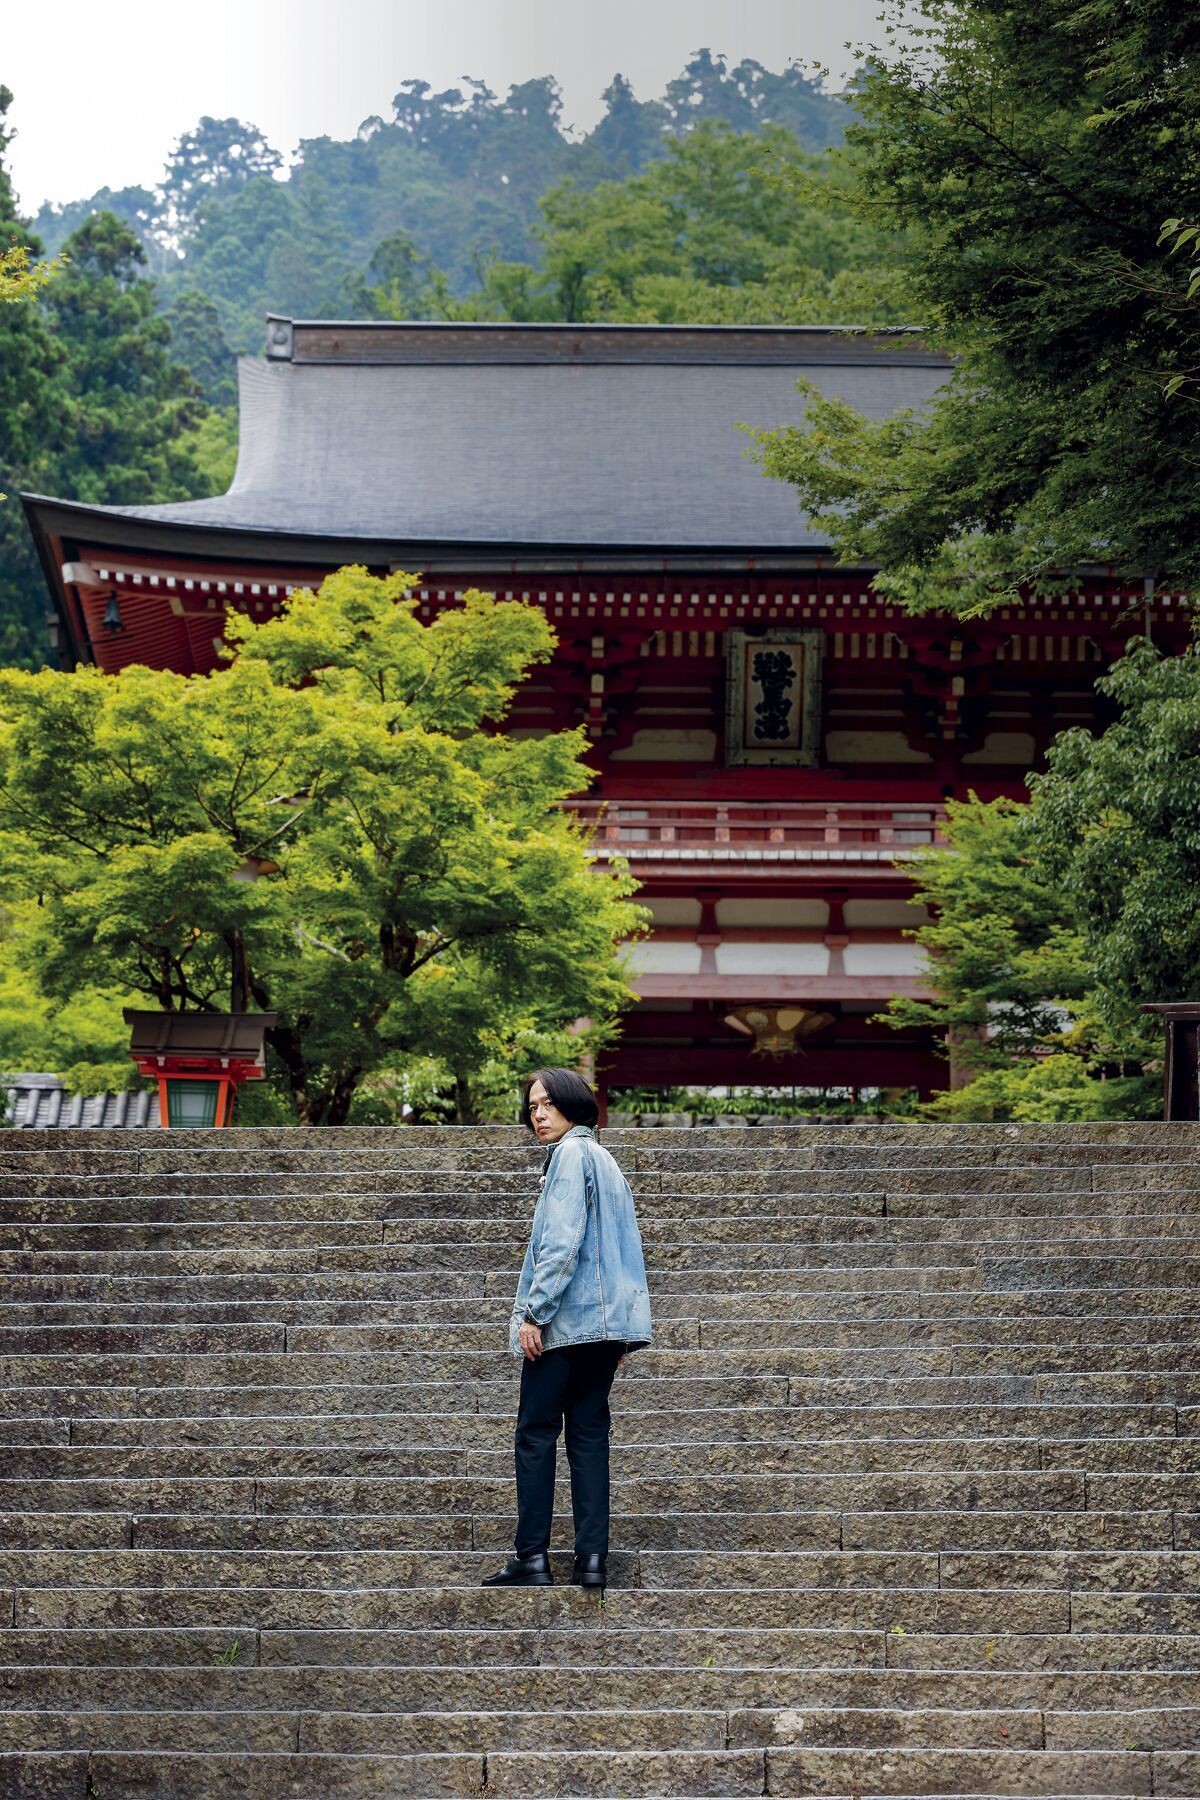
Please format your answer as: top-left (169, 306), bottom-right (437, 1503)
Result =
top-left (102, 329), bottom-right (951, 553)
top-left (5, 1074), bottom-right (160, 1130)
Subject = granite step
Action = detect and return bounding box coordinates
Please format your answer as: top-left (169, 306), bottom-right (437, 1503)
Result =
top-left (5, 1304), bottom-right (1200, 1346)
top-left (12, 1431), bottom-right (1188, 1481)
top-left (25, 1348), bottom-right (1200, 1390)
top-left (6, 1663), bottom-right (1200, 1711)
top-left (0, 1469), bottom-right (1101, 1512)
top-left (7, 1213), bottom-right (1200, 1248)
top-left (7, 1581), bottom-right (1076, 1634)
top-left (0, 1504), bottom-right (1171, 1556)
top-left (7, 1187), bottom-right (1200, 1224)
top-left (15, 1743), bottom-right (1167, 1795)
top-left (117, 1506), bottom-right (1165, 1554)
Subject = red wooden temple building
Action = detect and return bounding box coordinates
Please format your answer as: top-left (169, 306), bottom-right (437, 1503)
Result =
top-left (21, 320), bottom-right (1185, 1100)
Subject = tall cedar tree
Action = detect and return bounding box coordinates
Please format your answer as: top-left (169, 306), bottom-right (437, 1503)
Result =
top-left (753, 0), bottom-right (1200, 610)
top-left (0, 92), bottom-right (206, 664)
top-left (0, 87), bottom-right (62, 665)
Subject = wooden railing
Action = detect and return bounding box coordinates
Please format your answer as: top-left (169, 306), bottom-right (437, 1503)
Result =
top-left (569, 799), bottom-right (949, 852)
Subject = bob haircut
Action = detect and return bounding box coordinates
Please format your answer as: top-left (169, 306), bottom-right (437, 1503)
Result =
top-left (520, 1067), bottom-right (600, 1133)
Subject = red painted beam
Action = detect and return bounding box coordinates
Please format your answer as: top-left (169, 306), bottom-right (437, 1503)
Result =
top-left (604, 1043), bottom-right (946, 1090)
top-left (630, 975), bottom-right (932, 1001)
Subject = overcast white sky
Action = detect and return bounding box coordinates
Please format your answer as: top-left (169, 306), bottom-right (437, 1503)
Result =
top-left (4, 0), bottom-right (886, 213)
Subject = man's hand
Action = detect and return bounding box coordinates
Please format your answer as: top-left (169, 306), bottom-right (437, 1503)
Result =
top-left (519, 1321), bottom-right (544, 1360)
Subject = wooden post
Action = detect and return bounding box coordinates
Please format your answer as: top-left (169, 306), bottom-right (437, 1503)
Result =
top-left (1140, 1004), bottom-right (1200, 1120)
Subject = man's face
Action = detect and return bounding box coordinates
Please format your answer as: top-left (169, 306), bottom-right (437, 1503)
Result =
top-left (528, 1081), bottom-right (572, 1144)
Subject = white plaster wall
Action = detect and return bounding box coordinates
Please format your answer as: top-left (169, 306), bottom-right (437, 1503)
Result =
top-left (610, 730), bottom-right (718, 761)
top-left (824, 730), bottom-right (932, 764)
top-left (645, 898), bottom-right (703, 926)
top-left (961, 731), bottom-right (1037, 765)
top-left (844, 899), bottom-right (931, 929)
top-left (842, 942), bottom-right (928, 976)
top-left (717, 898), bottom-right (829, 928)
top-left (715, 943), bottom-right (831, 976)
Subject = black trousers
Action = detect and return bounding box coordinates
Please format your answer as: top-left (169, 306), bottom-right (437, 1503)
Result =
top-left (514, 1339), bottom-right (624, 1557)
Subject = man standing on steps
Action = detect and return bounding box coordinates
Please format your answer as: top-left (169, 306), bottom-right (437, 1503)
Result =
top-left (483, 1068), bottom-right (653, 1592)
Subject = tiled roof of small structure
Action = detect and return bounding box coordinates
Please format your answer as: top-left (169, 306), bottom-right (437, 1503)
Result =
top-left (63, 320), bottom-right (953, 555)
top-left (5, 1073), bottom-right (160, 1130)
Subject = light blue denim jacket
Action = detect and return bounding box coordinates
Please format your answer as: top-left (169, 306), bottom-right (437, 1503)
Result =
top-left (508, 1125), bottom-right (652, 1360)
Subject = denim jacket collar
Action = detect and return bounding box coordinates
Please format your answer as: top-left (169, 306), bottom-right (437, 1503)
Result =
top-left (540, 1122), bottom-right (595, 1173)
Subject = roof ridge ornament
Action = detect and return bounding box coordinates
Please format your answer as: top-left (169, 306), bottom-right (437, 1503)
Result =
top-left (266, 316), bottom-right (294, 360)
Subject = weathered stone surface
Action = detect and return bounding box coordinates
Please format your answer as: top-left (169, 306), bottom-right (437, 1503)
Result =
top-left (0, 1755), bottom-right (87, 1798)
top-left (0, 1710), bottom-right (294, 1751)
top-left (130, 1512), bottom-right (474, 1552)
top-left (16, 1582), bottom-right (1059, 1636)
top-left (1070, 1592), bottom-right (1200, 1633)
top-left (11, 1660), bottom-right (1192, 1714)
top-left (0, 1630), bottom-right (265, 1667)
top-left (730, 1703), bottom-right (1044, 1748)
top-left (487, 1748), bottom-right (766, 1795)
top-left (885, 1630), bottom-right (1200, 1671)
top-left (636, 1547), bottom-right (935, 1589)
top-left (0, 1326), bottom-right (286, 1355)
top-left (0, 1444), bottom-right (467, 1478)
top-left (841, 1508), bottom-right (1165, 1551)
top-left (1045, 1706), bottom-right (1200, 1750)
top-left (1152, 1750), bottom-right (1200, 1794)
top-left (0, 1514), bottom-right (129, 1551)
top-left (940, 1549), bottom-right (1200, 1593)
top-left (474, 1509), bottom-right (842, 1554)
top-left (302, 1706), bottom-right (726, 1752)
top-left (86, 1751), bottom-right (485, 1796)
top-left (764, 1745), bottom-right (1150, 1793)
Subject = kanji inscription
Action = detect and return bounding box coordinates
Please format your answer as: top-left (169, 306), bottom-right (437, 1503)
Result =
top-left (750, 648), bottom-right (798, 742)
top-left (725, 630), bottom-right (822, 766)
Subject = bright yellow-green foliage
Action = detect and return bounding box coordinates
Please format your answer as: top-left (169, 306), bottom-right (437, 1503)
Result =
top-left (0, 241), bottom-right (65, 303)
top-left (0, 903), bottom-right (133, 1095)
top-left (0, 569), bottom-right (644, 1123)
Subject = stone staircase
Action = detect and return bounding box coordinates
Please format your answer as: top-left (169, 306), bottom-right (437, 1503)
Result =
top-left (0, 1121), bottom-right (1199, 1796)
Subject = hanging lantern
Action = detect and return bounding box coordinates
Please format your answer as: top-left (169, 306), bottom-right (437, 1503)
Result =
top-left (723, 1005), bottom-right (834, 1058)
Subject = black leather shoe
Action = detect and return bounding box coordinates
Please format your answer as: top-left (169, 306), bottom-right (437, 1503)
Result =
top-left (481, 1552), bottom-right (553, 1587)
top-left (572, 1552), bottom-right (607, 1589)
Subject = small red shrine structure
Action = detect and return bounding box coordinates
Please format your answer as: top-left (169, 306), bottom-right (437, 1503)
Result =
top-left (124, 1009), bottom-right (276, 1128)
top-left (24, 321), bottom-right (1189, 1102)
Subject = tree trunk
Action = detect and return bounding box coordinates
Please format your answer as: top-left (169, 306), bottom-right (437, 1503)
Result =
top-left (452, 1071), bottom-right (475, 1125)
top-left (266, 1022), bottom-right (313, 1125)
top-left (314, 1067), bottom-right (365, 1128)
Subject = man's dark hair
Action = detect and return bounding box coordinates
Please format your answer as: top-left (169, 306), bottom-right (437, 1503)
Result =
top-left (519, 1067), bottom-right (599, 1132)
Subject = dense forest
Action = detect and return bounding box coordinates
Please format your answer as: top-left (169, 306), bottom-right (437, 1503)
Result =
top-left (0, 52), bottom-right (897, 668)
top-left (32, 53), bottom-right (854, 383)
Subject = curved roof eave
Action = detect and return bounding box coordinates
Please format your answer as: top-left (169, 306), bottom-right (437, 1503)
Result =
top-left (21, 492), bottom-right (847, 570)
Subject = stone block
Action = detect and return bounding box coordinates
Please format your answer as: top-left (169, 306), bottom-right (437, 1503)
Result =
top-left (0, 1755), bottom-right (87, 1797)
top-left (487, 1748), bottom-right (766, 1794)
top-left (764, 1745), bottom-right (1151, 1793)
top-left (86, 1751), bottom-right (485, 1796)
top-left (729, 1703), bottom-right (1043, 1748)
